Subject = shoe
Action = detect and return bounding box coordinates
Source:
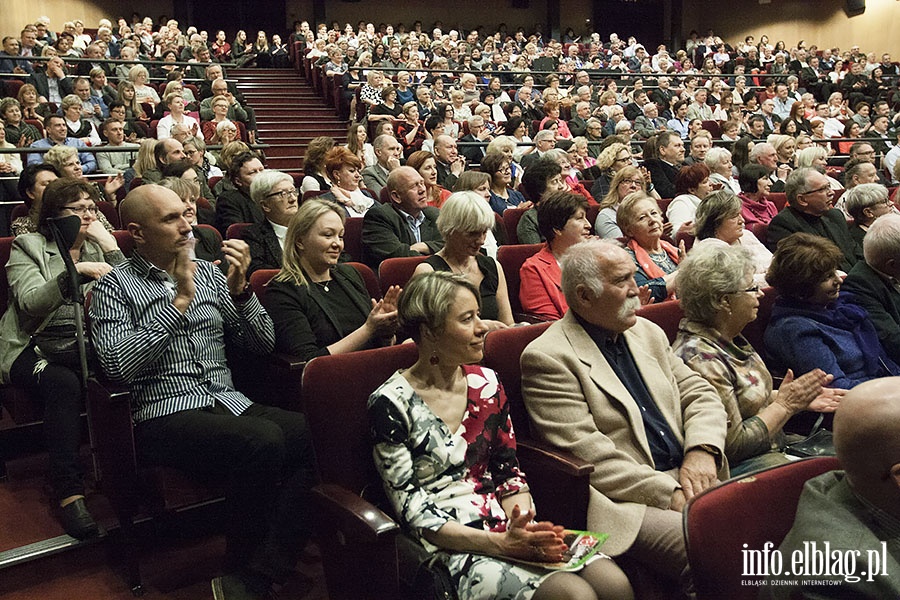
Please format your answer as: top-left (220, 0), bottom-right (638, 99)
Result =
top-left (59, 497), bottom-right (99, 540)
top-left (211, 574), bottom-right (266, 600)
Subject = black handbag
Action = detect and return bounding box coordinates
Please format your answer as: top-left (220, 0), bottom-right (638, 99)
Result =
top-left (784, 414), bottom-right (835, 458)
top-left (411, 553), bottom-right (459, 600)
top-left (32, 323), bottom-right (82, 367)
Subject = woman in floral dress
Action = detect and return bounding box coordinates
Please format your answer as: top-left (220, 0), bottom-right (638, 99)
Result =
top-left (368, 272), bottom-right (633, 600)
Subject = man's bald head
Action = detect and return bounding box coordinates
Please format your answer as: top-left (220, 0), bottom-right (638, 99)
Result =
top-left (834, 377), bottom-right (900, 514)
top-left (119, 184), bottom-right (171, 229)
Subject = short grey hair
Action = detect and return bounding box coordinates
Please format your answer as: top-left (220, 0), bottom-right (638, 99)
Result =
top-left (795, 146), bottom-right (828, 168)
top-left (542, 148), bottom-right (568, 163)
top-left (436, 191), bottom-right (494, 238)
top-left (398, 271), bottom-right (480, 342)
top-left (864, 213), bottom-right (900, 269)
top-left (694, 190), bottom-right (742, 240)
top-left (678, 243), bottom-right (755, 325)
top-left (560, 239), bottom-right (624, 307)
top-left (533, 129), bottom-right (556, 143)
top-left (486, 135), bottom-right (516, 155)
top-left (748, 142), bottom-right (774, 164)
top-left (249, 169), bottom-right (295, 206)
top-left (843, 183), bottom-right (889, 222)
top-left (704, 147), bottom-right (731, 170)
top-left (784, 167), bottom-right (816, 207)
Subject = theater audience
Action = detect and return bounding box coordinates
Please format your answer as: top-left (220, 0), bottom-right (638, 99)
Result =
top-left (0, 178), bottom-right (123, 539)
top-left (265, 198), bottom-right (400, 361)
top-left (361, 166), bottom-right (444, 268)
top-left (406, 150), bottom-right (451, 209)
top-left (369, 271), bottom-right (634, 600)
top-left (412, 191), bottom-right (512, 328)
top-left (617, 192), bottom-right (683, 302)
top-left (674, 244), bottom-right (837, 475)
top-left (766, 168), bottom-right (863, 271)
top-left (692, 191), bottom-right (773, 283)
top-left (361, 134), bottom-right (403, 196)
top-left (240, 170), bottom-right (298, 275)
top-left (737, 164), bottom-right (778, 228)
top-left (215, 151), bottom-right (266, 235)
top-left (318, 147), bottom-right (376, 217)
top-left (299, 136), bottom-right (335, 194)
top-left (157, 176), bottom-right (223, 264)
top-left (482, 152), bottom-right (528, 215)
top-left (594, 166), bottom-right (654, 240)
top-left (842, 183), bottom-right (894, 246)
top-left (520, 192), bottom-right (592, 320)
top-left (667, 163), bottom-right (712, 235)
top-left (521, 238), bottom-right (727, 590)
top-left (766, 377), bottom-right (900, 597)
top-left (705, 147), bottom-right (741, 195)
top-left (764, 232), bottom-right (900, 389)
top-left (516, 158), bottom-right (567, 244)
top-left (842, 213), bottom-right (900, 364)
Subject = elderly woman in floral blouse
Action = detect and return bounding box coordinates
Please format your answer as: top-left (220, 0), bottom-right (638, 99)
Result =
top-left (369, 272), bottom-right (632, 600)
top-left (673, 244), bottom-right (840, 476)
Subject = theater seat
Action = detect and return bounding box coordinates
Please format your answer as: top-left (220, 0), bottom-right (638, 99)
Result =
top-left (377, 255), bottom-right (428, 291)
top-left (685, 457), bottom-right (841, 600)
top-left (495, 243), bottom-right (543, 321)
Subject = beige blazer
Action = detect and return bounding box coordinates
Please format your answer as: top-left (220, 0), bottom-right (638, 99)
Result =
top-left (521, 312), bottom-right (728, 556)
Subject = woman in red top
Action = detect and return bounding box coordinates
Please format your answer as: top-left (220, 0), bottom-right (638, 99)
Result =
top-left (519, 192), bottom-right (593, 320)
top-left (407, 150), bottom-right (451, 208)
top-left (737, 164), bottom-right (779, 227)
top-left (396, 102), bottom-right (426, 158)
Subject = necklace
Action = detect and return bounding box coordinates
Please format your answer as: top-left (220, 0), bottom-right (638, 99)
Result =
top-left (314, 280), bottom-right (330, 292)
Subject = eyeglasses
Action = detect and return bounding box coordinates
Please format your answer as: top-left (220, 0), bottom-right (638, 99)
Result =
top-left (266, 188), bottom-right (299, 201)
top-left (614, 157), bottom-right (631, 164)
top-left (801, 185), bottom-right (834, 197)
top-left (727, 284), bottom-right (761, 295)
top-left (63, 204), bottom-right (99, 216)
top-left (620, 179), bottom-right (644, 186)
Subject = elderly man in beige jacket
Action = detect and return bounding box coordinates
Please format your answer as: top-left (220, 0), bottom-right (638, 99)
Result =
top-left (522, 239), bottom-right (728, 587)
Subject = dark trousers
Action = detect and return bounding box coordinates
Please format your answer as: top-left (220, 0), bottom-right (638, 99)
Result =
top-left (9, 345), bottom-right (85, 500)
top-left (135, 402), bottom-right (315, 585)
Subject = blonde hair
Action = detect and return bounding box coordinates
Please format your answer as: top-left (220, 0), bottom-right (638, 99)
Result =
top-left (436, 191), bottom-right (494, 238)
top-left (275, 198), bottom-right (346, 286)
top-left (43, 145), bottom-right (78, 171)
top-left (595, 142), bottom-right (629, 171)
top-left (601, 166), bottom-right (645, 209)
top-left (133, 138), bottom-right (158, 177)
top-left (159, 176), bottom-right (200, 201)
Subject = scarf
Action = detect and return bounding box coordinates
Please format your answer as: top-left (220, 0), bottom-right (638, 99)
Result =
top-left (627, 237), bottom-right (679, 279)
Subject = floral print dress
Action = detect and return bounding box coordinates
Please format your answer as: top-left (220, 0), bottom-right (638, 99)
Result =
top-left (368, 364), bottom-right (556, 600)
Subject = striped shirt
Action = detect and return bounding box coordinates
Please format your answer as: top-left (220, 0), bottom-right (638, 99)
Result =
top-left (89, 252), bottom-right (275, 423)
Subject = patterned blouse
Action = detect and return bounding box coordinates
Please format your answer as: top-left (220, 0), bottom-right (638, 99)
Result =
top-left (673, 319), bottom-right (785, 467)
top-left (368, 364), bottom-right (529, 552)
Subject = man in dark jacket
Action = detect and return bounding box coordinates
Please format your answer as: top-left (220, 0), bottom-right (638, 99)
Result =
top-left (361, 166), bottom-right (443, 268)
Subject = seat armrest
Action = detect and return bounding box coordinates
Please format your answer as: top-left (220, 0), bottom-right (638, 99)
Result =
top-left (517, 438), bottom-right (594, 477)
top-left (514, 313), bottom-right (555, 324)
top-left (313, 483), bottom-right (400, 545)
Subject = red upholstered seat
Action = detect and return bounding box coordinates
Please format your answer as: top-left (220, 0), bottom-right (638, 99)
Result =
top-left (377, 255), bottom-right (428, 291)
top-left (685, 457), bottom-right (841, 600)
top-left (496, 243), bottom-right (543, 320)
top-left (225, 222), bottom-right (252, 240)
top-left (635, 299), bottom-right (684, 344)
top-left (342, 217), bottom-right (364, 262)
top-left (501, 206), bottom-right (530, 245)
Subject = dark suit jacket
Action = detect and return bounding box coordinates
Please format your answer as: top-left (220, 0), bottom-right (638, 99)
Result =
top-left (458, 133), bottom-right (485, 165)
top-left (360, 164), bottom-right (390, 196)
top-left (361, 202), bottom-right (444, 268)
top-left (568, 116), bottom-right (588, 138)
top-left (215, 187), bottom-right (264, 236)
top-left (644, 158), bottom-right (680, 198)
top-left (264, 264), bottom-right (374, 361)
top-left (765, 206), bottom-right (863, 271)
top-left (27, 72), bottom-right (73, 101)
top-left (842, 260), bottom-right (900, 364)
top-left (435, 160), bottom-right (458, 190)
top-left (243, 219), bottom-right (283, 276)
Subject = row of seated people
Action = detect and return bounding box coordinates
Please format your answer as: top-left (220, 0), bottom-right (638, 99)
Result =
top-left (7, 167), bottom-right (898, 598)
top-left (1, 53), bottom-right (260, 144)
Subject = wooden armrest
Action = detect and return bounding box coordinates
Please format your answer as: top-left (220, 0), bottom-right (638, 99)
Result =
top-left (514, 312), bottom-right (555, 324)
top-left (313, 483), bottom-right (400, 545)
top-left (270, 352), bottom-right (307, 372)
top-left (517, 438), bottom-right (594, 477)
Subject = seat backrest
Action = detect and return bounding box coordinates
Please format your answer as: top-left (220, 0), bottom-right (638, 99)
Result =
top-left (635, 299), bottom-right (684, 344)
top-left (482, 322), bottom-right (552, 439)
top-left (225, 222), bottom-right (252, 240)
top-left (378, 255), bottom-right (429, 291)
top-left (501, 207), bottom-right (530, 245)
top-left (10, 203), bottom-right (28, 222)
top-left (97, 200), bottom-right (120, 229)
top-left (378, 186), bottom-right (391, 205)
top-left (750, 222), bottom-right (768, 246)
top-left (496, 243), bottom-right (543, 315)
top-left (347, 261), bottom-right (381, 300)
top-left (195, 224), bottom-right (222, 247)
top-left (301, 189), bottom-right (327, 203)
top-left (685, 456), bottom-right (841, 600)
top-left (301, 343), bottom-right (419, 495)
top-left (343, 217), bottom-right (364, 262)
top-left (112, 230), bottom-right (135, 257)
top-left (249, 268), bottom-right (279, 305)
top-left (769, 192), bottom-right (787, 211)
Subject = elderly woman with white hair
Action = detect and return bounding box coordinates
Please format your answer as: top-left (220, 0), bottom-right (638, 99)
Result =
top-left (673, 243), bottom-right (837, 476)
top-left (704, 147), bottom-right (741, 195)
top-left (794, 146), bottom-right (843, 191)
top-left (413, 191), bottom-right (513, 329)
top-left (842, 183), bottom-right (895, 246)
top-left (243, 169), bottom-right (299, 275)
top-left (692, 190), bottom-right (773, 284)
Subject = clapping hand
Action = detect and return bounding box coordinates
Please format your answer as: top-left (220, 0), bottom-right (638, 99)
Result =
top-left (501, 505), bottom-right (567, 563)
top-left (365, 285), bottom-right (401, 337)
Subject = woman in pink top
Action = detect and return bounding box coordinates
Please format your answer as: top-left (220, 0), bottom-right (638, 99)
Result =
top-left (737, 164), bottom-right (779, 227)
